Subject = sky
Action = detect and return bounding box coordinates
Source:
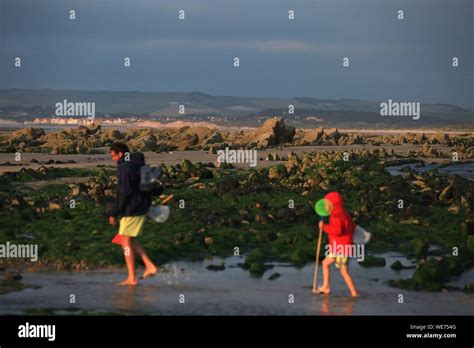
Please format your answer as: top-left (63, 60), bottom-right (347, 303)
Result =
top-left (0, 0), bottom-right (473, 107)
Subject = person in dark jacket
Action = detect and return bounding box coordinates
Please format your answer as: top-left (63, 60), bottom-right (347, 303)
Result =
top-left (109, 142), bottom-right (157, 286)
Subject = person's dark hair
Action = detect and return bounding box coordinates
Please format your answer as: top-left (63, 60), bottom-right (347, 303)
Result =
top-left (110, 142), bottom-right (129, 155)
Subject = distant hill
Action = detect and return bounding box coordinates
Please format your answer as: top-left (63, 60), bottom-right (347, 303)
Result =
top-left (0, 89), bottom-right (472, 128)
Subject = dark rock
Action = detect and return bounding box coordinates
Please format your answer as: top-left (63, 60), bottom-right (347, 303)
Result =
top-left (206, 262), bottom-right (226, 271)
top-left (248, 117), bottom-right (294, 147)
top-left (268, 272), bottom-right (281, 280)
top-left (390, 260), bottom-right (404, 271)
top-left (3, 271), bottom-right (22, 282)
top-left (359, 255), bottom-right (386, 268)
top-left (66, 241), bottom-right (80, 252)
top-left (249, 262), bottom-right (267, 276)
top-left (461, 220), bottom-right (474, 240)
top-left (411, 238), bottom-right (430, 258)
top-left (463, 284), bottom-right (474, 293)
top-left (467, 236), bottom-right (474, 255)
top-left (268, 164), bottom-right (287, 180)
top-left (411, 257), bottom-right (449, 291)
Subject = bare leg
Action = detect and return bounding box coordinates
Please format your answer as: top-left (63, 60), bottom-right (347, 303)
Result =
top-left (317, 257), bottom-right (334, 294)
top-left (340, 265), bottom-right (358, 297)
top-left (132, 241), bottom-right (157, 278)
top-left (119, 236), bottom-right (138, 285)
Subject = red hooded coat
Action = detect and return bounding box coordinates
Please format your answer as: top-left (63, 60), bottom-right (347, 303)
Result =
top-left (322, 192), bottom-right (355, 256)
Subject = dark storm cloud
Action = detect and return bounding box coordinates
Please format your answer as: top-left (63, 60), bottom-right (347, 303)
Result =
top-left (0, 0), bottom-right (472, 106)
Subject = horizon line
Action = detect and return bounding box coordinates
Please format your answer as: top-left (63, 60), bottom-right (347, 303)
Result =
top-left (0, 87), bottom-right (472, 110)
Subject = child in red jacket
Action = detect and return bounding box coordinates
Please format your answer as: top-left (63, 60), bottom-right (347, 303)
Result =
top-left (316, 192), bottom-right (359, 297)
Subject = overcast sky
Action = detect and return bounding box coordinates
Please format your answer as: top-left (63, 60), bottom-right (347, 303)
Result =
top-left (0, 0), bottom-right (472, 107)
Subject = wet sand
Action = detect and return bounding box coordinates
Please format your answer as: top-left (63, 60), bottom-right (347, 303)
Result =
top-left (0, 144), bottom-right (450, 174)
top-left (1, 253), bottom-right (472, 315)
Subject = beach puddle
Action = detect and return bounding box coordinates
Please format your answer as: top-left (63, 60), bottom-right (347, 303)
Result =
top-left (1, 253), bottom-right (473, 315)
top-left (385, 162), bottom-right (474, 180)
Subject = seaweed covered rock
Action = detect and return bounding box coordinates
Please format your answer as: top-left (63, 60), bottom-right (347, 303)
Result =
top-left (359, 255), bottom-right (386, 268)
top-left (439, 185), bottom-right (454, 202)
top-left (411, 237), bottom-right (430, 258)
top-left (390, 257), bottom-right (452, 292)
top-left (0, 271), bottom-right (38, 295)
top-left (390, 260), bottom-right (404, 271)
top-left (249, 262), bottom-right (267, 276)
top-left (268, 164), bottom-right (288, 180)
top-left (206, 262), bottom-right (225, 271)
top-left (214, 176), bottom-right (240, 196)
top-left (285, 153), bottom-right (302, 174)
top-left (241, 248), bottom-right (272, 277)
top-left (464, 284), bottom-right (474, 293)
top-left (411, 258), bottom-right (450, 291)
top-left (467, 236), bottom-right (474, 255)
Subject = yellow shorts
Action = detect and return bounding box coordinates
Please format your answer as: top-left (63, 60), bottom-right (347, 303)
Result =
top-left (328, 254), bottom-right (349, 269)
top-left (118, 215), bottom-right (147, 237)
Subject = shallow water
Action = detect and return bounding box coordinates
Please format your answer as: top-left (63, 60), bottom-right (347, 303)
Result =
top-left (1, 253), bottom-right (473, 315)
top-left (385, 162), bottom-right (474, 180)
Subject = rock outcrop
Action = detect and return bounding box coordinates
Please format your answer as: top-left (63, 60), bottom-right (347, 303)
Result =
top-left (247, 118), bottom-right (295, 147)
top-left (0, 120), bottom-right (472, 158)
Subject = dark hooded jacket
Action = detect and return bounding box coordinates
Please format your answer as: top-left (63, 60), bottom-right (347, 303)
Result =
top-left (109, 152), bottom-right (151, 218)
top-left (323, 192), bottom-right (355, 256)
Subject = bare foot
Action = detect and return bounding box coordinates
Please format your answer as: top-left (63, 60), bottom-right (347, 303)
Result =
top-left (141, 266), bottom-right (158, 279)
top-left (313, 286), bottom-right (331, 294)
top-left (118, 278), bottom-right (138, 286)
top-left (350, 292), bottom-right (359, 297)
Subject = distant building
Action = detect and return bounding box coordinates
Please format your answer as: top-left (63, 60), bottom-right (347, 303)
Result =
top-left (31, 116), bottom-right (137, 125)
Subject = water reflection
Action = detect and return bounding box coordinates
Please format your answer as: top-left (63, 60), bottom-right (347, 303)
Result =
top-left (111, 286), bottom-right (139, 313)
top-left (311, 294), bottom-right (355, 315)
